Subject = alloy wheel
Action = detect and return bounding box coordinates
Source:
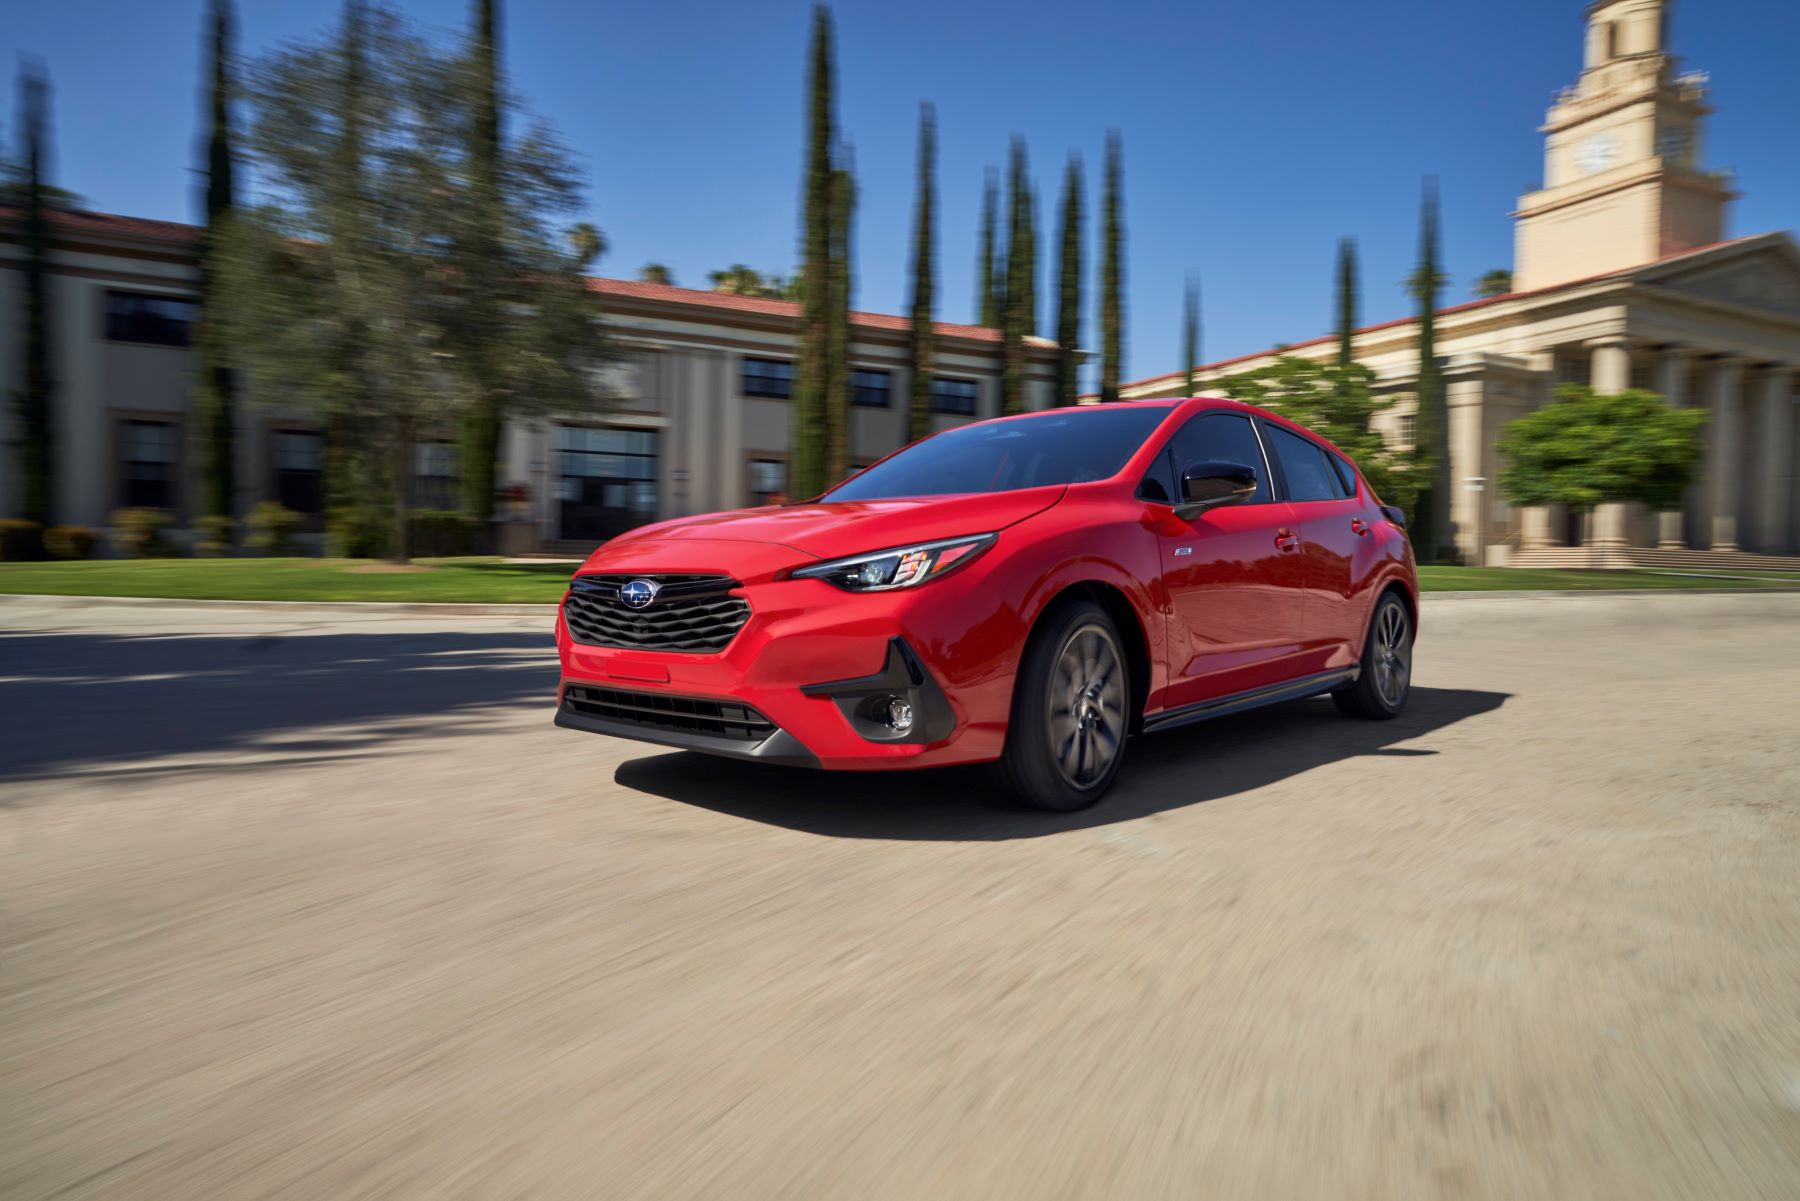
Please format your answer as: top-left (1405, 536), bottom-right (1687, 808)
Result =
top-left (1373, 601), bottom-right (1412, 708)
top-left (1047, 623), bottom-right (1126, 789)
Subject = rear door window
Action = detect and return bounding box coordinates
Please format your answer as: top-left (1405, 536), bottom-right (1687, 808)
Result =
top-left (1262, 424), bottom-right (1346, 502)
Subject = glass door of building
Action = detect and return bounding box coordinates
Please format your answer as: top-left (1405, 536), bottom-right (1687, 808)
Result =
top-left (556, 425), bottom-right (659, 541)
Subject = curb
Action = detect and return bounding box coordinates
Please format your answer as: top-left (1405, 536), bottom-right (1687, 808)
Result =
top-left (0, 594), bottom-right (560, 617)
top-left (3, 588), bottom-right (1797, 616)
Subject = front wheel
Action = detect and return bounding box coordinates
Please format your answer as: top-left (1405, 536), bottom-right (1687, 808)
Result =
top-left (1333, 592), bottom-right (1413, 720)
top-left (995, 601), bottom-right (1130, 811)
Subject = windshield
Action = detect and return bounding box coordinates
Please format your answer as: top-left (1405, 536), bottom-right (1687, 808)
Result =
top-left (823, 406), bottom-right (1172, 502)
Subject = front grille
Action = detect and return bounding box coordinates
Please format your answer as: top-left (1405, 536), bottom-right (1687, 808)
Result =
top-left (563, 574), bottom-right (749, 653)
top-left (562, 684), bottom-right (775, 742)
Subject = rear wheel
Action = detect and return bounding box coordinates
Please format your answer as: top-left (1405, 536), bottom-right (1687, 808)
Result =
top-left (1333, 591), bottom-right (1412, 720)
top-left (995, 601), bottom-right (1130, 811)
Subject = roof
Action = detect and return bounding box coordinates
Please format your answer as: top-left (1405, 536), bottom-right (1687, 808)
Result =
top-left (0, 204), bottom-right (205, 245)
top-left (0, 204), bottom-right (1038, 347)
top-left (587, 276), bottom-right (1045, 346)
top-left (1118, 233), bottom-right (1769, 394)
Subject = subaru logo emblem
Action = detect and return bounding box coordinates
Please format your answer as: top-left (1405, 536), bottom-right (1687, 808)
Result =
top-left (619, 578), bottom-right (661, 609)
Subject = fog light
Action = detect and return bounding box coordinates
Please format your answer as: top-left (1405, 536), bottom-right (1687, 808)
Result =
top-left (885, 697), bottom-right (915, 733)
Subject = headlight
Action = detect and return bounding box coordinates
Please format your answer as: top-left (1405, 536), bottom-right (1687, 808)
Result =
top-left (791, 533), bottom-right (997, 592)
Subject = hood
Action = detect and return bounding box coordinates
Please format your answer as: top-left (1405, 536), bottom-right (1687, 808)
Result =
top-left (602, 485), bottom-right (1066, 561)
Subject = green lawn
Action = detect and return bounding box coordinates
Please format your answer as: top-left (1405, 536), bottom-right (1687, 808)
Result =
top-left (0, 558), bottom-right (1794, 604)
top-left (0, 557), bottom-right (577, 603)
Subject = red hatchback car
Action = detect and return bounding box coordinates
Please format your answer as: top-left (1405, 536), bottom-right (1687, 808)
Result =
top-left (555, 398), bottom-right (1418, 810)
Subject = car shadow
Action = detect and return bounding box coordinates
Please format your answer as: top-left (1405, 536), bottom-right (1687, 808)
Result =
top-left (0, 629), bottom-right (558, 785)
top-left (613, 687), bottom-right (1510, 841)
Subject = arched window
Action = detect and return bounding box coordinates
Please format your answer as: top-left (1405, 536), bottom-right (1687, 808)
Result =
top-left (1605, 22), bottom-right (1620, 60)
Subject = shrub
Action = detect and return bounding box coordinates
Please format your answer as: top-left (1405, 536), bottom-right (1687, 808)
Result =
top-left (326, 505), bottom-right (388, 559)
top-left (0, 519), bottom-right (45, 561)
top-left (193, 515), bottom-right (237, 557)
top-left (409, 509), bottom-right (483, 558)
top-left (110, 508), bottom-right (175, 558)
top-left (243, 502), bottom-right (301, 556)
top-left (43, 525), bottom-right (99, 560)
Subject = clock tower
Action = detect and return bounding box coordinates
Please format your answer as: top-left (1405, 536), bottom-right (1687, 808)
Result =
top-left (1512, 0), bottom-right (1736, 292)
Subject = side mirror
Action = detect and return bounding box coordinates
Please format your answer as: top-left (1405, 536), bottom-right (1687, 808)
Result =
top-left (1177, 460), bottom-right (1259, 514)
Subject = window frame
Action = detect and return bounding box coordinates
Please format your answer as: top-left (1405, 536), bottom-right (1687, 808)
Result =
top-left (740, 356), bottom-right (795, 401)
top-left (929, 375), bottom-right (980, 416)
top-left (850, 368), bottom-right (893, 409)
top-left (104, 290), bottom-right (198, 348)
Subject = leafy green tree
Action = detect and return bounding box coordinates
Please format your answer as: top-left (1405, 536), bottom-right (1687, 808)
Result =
top-left (1405, 179), bottom-right (1452, 561)
top-left (638, 262), bottom-right (675, 285)
top-left (1000, 138), bottom-right (1033, 415)
top-left (1181, 275), bottom-right (1200, 397)
top-left (825, 156), bottom-right (855, 483)
top-left (708, 264), bottom-right (795, 298)
top-left (976, 168), bottom-right (999, 327)
top-left (907, 103), bottom-right (936, 440)
top-left (11, 63), bottom-right (55, 525)
top-left (1098, 131), bottom-right (1124, 404)
top-left (1498, 386), bottom-right (1705, 515)
top-left (1221, 356), bottom-right (1419, 517)
top-left (791, 5), bottom-right (835, 498)
top-left (1335, 236), bottom-right (1359, 370)
top-left (1473, 269), bottom-right (1513, 299)
top-left (195, 0), bottom-right (238, 526)
top-left (223, 0), bottom-right (606, 560)
top-left (1052, 153), bottom-right (1082, 408)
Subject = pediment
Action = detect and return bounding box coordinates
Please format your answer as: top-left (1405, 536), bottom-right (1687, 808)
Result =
top-left (1636, 236), bottom-right (1800, 322)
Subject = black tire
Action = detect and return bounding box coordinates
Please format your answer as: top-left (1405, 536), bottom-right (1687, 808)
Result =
top-left (1333, 591), bottom-right (1413, 720)
top-left (994, 600), bottom-right (1131, 811)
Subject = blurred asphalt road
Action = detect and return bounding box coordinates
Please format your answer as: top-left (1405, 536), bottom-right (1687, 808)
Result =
top-left (2, 593), bottom-right (1798, 1199)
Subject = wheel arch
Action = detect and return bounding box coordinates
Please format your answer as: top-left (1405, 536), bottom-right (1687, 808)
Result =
top-left (1023, 580), bottom-right (1154, 737)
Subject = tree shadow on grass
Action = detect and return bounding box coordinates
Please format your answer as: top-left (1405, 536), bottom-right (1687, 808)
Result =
top-left (614, 687), bottom-right (1510, 841)
top-left (0, 629), bottom-right (558, 785)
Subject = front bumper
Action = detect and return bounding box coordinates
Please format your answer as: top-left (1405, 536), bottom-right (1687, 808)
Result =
top-left (552, 541), bottom-right (1026, 770)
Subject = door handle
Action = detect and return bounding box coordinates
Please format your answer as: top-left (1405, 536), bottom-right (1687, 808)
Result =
top-left (1275, 530), bottom-right (1300, 553)
top-left (1351, 518), bottom-right (1371, 537)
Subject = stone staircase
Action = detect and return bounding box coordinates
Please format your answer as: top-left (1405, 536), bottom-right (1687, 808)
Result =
top-left (1510, 545), bottom-right (1800, 572)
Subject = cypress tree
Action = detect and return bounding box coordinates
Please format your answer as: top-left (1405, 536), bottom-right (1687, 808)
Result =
top-left (196, 0), bottom-right (237, 524)
top-left (14, 64), bottom-right (55, 526)
top-left (792, 5), bottom-right (835, 498)
top-left (1182, 275), bottom-right (1200, 398)
top-left (825, 152), bottom-right (854, 485)
top-left (1408, 179), bottom-right (1453, 562)
top-left (458, 0), bottom-right (505, 526)
top-left (1052, 154), bottom-right (1082, 408)
top-left (1098, 131), bottom-right (1124, 404)
top-left (1335, 236), bottom-right (1359, 369)
top-left (907, 103), bottom-right (936, 441)
top-left (1000, 138), bottom-right (1029, 415)
top-left (976, 169), bottom-right (999, 328)
top-left (325, 0), bottom-right (371, 525)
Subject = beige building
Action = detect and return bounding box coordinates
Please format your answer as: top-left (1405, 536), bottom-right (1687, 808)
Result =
top-left (0, 208), bottom-right (1056, 554)
top-left (1124, 0), bottom-right (1800, 566)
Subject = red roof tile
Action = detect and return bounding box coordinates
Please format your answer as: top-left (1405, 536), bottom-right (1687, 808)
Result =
top-left (0, 205), bottom-right (205, 245)
top-left (586, 276), bottom-right (1022, 344)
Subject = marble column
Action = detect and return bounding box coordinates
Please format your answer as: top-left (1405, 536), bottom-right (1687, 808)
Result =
top-left (1757, 367), bottom-right (1795, 555)
top-left (1588, 338), bottom-right (1633, 548)
top-left (1704, 356), bottom-right (1747, 552)
top-left (1654, 347), bottom-right (1694, 548)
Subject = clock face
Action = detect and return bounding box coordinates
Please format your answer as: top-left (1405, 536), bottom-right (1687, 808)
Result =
top-left (1656, 127), bottom-right (1691, 163)
top-left (1576, 132), bottom-right (1622, 175)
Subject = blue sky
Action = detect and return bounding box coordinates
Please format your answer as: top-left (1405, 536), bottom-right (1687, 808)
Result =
top-left (6, 0), bottom-right (1797, 386)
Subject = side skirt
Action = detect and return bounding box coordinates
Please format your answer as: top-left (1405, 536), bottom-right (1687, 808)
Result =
top-left (1141, 668), bottom-right (1360, 736)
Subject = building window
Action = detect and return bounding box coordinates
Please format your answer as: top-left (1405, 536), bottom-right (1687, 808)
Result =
top-left (120, 419), bottom-right (177, 509)
top-left (414, 442), bottom-right (458, 511)
top-left (105, 291), bottom-right (197, 347)
top-left (748, 458), bottom-right (787, 506)
top-left (741, 357), bottom-right (794, 400)
top-left (555, 425), bottom-right (659, 541)
top-left (851, 369), bottom-right (892, 408)
top-left (274, 430), bottom-right (324, 514)
top-left (931, 376), bottom-right (979, 416)
top-left (1558, 353), bottom-right (1591, 387)
top-left (1397, 413), bottom-right (1417, 449)
top-left (1629, 360), bottom-right (1652, 392)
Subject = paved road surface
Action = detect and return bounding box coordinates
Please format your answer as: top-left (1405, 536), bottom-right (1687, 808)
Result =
top-left (2, 593), bottom-right (1798, 1200)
